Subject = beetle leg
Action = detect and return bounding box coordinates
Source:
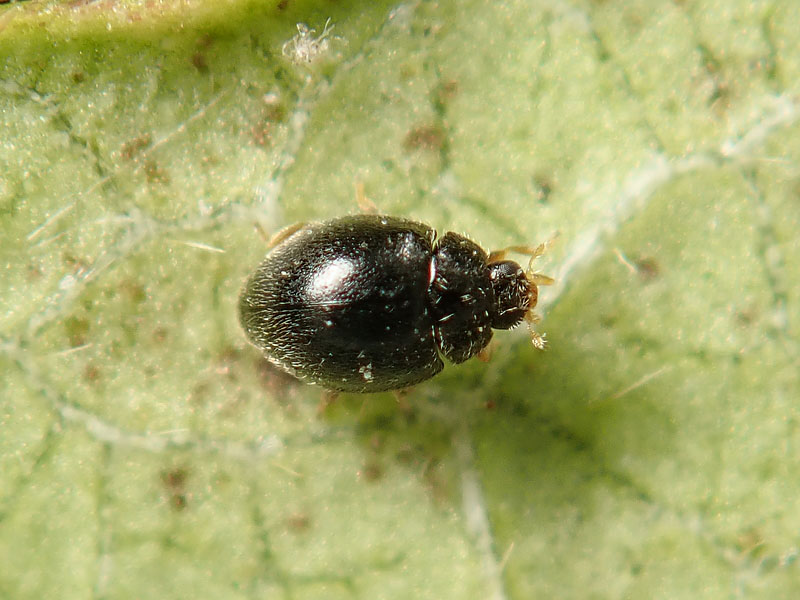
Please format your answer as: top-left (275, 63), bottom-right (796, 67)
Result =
top-left (355, 181), bottom-right (379, 214)
top-left (392, 387), bottom-right (414, 402)
top-left (488, 243), bottom-right (545, 263)
top-left (390, 388), bottom-right (414, 414)
top-left (489, 232), bottom-right (559, 264)
top-left (267, 222), bottom-right (307, 249)
top-left (317, 389), bottom-right (340, 415)
top-left (524, 311), bottom-right (547, 350)
top-left (524, 235), bottom-right (559, 282)
top-left (476, 343), bottom-right (494, 363)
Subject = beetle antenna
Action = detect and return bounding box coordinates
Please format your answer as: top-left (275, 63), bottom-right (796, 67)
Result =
top-left (524, 233), bottom-right (558, 285)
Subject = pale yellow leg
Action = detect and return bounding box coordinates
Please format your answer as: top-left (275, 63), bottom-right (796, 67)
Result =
top-left (266, 221), bottom-right (307, 248)
top-left (488, 243), bottom-right (547, 263)
top-left (392, 388), bottom-right (414, 414)
top-left (355, 181), bottom-right (379, 214)
top-left (488, 239), bottom-right (556, 286)
top-left (525, 312), bottom-right (547, 350)
top-left (317, 389), bottom-right (339, 415)
top-left (476, 343), bottom-right (494, 363)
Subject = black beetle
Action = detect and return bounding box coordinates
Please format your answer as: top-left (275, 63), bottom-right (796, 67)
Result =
top-left (239, 215), bottom-right (552, 393)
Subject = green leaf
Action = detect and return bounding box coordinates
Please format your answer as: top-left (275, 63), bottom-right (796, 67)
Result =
top-left (2, 0), bottom-right (799, 598)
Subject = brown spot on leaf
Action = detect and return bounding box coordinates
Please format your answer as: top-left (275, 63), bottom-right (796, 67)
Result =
top-left (161, 467), bottom-right (190, 511)
top-left (404, 124), bottom-right (446, 152)
top-left (216, 346), bottom-right (242, 379)
top-left (197, 33), bottom-right (214, 49)
top-left (360, 461), bottom-right (384, 482)
top-left (395, 443), bottom-right (416, 466)
top-left (64, 316), bottom-right (90, 347)
top-left (256, 357), bottom-right (298, 401)
top-left (189, 381), bottom-right (212, 405)
top-left (152, 326), bottom-right (169, 344)
top-left (121, 280), bottom-right (147, 304)
top-left (368, 433), bottom-right (384, 453)
top-left (252, 100), bottom-right (287, 148)
top-left (27, 264), bottom-right (43, 281)
top-left (434, 78), bottom-right (459, 106)
top-left (735, 305), bottom-right (758, 327)
top-left (635, 257), bottom-right (660, 281)
top-left (144, 159), bottom-right (170, 184)
top-left (191, 52), bottom-right (209, 73)
top-left (252, 122), bottom-right (273, 148)
top-left (533, 172), bottom-right (554, 203)
top-left (286, 512), bottom-right (311, 533)
top-left (736, 526), bottom-right (766, 558)
top-left (63, 253), bottom-right (89, 274)
top-left (120, 134), bottom-right (152, 160)
top-left (84, 363), bottom-right (101, 383)
top-left (423, 459), bottom-right (451, 504)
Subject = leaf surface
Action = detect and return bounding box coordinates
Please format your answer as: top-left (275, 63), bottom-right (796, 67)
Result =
top-left (1, 1), bottom-right (799, 598)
